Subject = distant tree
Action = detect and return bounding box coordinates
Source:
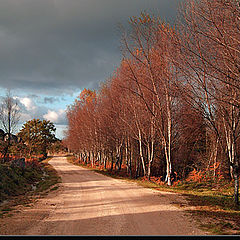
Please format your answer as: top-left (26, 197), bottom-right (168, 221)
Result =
top-left (0, 91), bottom-right (20, 161)
top-left (18, 119), bottom-right (57, 159)
top-left (48, 140), bottom-right (67, 155)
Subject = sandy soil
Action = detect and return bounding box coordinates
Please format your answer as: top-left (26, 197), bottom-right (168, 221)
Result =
top-left (0, 156), bottom-right (207, 235)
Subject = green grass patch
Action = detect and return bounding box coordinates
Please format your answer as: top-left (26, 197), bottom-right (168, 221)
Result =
top-left (200, 222), bottom-right (234, 235)
top-left (50, 186), bottom-right (59, 191)
top-left (1, 207), bottom-right (12, 212)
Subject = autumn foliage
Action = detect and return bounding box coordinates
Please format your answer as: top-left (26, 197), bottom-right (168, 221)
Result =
top-left (64, 1), bottom-right (240, 204)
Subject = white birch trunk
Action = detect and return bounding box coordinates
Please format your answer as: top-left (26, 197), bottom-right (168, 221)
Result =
top-left (138, 128), bottom-right (146, 176)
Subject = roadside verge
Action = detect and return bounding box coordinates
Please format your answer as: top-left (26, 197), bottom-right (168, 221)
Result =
top-left (0, 156), bottom-right (61, 219)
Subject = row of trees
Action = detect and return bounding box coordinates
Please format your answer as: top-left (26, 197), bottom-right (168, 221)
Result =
top-left (64, 0), bottom-right (240, 204)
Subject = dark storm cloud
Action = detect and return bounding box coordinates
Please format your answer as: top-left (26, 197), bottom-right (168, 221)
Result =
top-left (43, 96), bottom-right (59, 104)
top-left (0, 0), bottom-right (183, 95)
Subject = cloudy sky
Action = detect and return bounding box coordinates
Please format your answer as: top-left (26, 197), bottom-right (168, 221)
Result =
top-left (0, 0), bottom-right (182, 139)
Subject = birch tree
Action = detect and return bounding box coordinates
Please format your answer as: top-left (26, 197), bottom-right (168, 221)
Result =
top-left (121, 13), bottom-right (179, 185)
top-left (177, 0), bottom-right (240, 204)
top-left (0, 91), bottom-right (20, 161)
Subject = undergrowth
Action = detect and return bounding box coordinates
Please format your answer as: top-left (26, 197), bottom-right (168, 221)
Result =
top-left (0, 156), bottom-right (61, 218)
top-left (0, 161), bottom-right (42, 203)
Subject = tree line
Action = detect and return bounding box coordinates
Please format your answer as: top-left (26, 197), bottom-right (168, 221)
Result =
top-left (64, 0), bottom-right (240, 204)
top-left (0, 92), bottom-right (59, 162)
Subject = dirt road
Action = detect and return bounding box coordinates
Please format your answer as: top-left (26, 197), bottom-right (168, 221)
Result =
top-left (0, 156), bottom-right (206, 235)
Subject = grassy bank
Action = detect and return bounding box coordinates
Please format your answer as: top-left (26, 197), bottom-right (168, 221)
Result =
top-left (67, 155), bottom-right (240, 235)
top-left (36, 156), bottom-right (61, 194)
top-left (0, 156), bottom-right (61, 218)
top-left (138, 179), bottom-right (240, 235)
